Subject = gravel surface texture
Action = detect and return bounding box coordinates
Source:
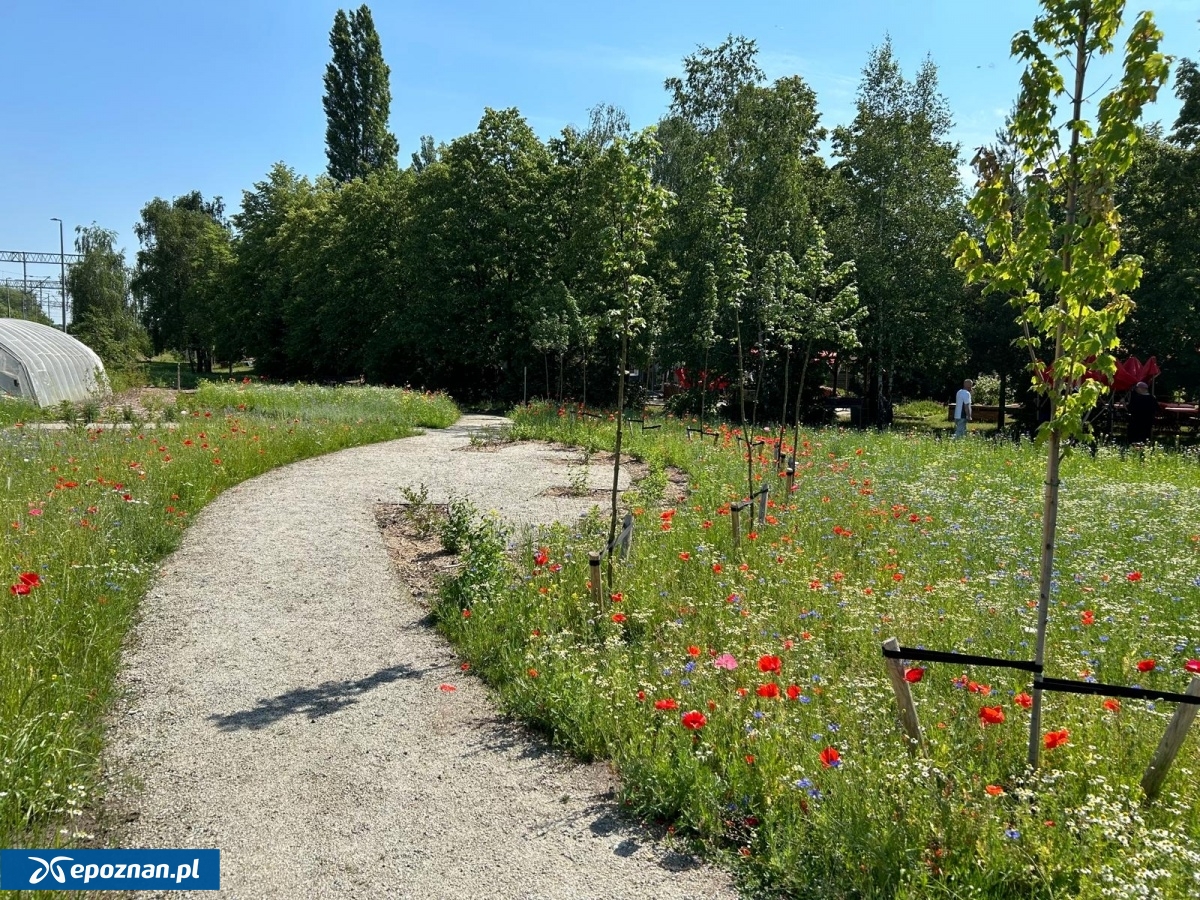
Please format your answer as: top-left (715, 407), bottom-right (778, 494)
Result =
top-left (103, 416), bottom-right (736, 899)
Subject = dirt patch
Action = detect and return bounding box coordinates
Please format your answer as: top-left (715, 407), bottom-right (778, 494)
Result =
top-left (665, 467), bottom-right (688, 505)
top-left (103, 386), bottom-right (187, 420)
top-left (374, 503), bottom-right (458, 606)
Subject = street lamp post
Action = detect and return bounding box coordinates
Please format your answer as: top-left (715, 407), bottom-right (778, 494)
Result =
top-left (50, 217), bottom-right (66, 330)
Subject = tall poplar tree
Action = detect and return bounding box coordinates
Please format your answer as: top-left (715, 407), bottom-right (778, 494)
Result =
top-left (323, 5), bottom-right (399, 183)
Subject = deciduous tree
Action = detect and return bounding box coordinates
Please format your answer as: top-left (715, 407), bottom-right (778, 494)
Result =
top-left (67, 224), bottom-right (149, 367)
top-left (952, 0), bottom-right (1169, 767)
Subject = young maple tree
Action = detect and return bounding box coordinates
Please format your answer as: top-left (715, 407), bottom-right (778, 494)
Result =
top-left (953, 0), bottom-right (1169, 767)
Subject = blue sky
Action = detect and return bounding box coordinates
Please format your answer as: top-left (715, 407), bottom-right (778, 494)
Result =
top-left (2, 0), bottom-right (1198, 280)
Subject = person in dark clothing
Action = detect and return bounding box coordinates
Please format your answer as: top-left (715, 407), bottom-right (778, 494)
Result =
top-left (1127, 381), bottom-right (1158, 443)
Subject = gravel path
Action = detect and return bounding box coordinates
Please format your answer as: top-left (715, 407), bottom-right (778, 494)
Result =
top-left (103, 416), bottom-right (736, 899)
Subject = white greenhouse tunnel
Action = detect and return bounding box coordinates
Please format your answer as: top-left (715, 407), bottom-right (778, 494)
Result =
top-left (0, 318), bottom-right (109, 407)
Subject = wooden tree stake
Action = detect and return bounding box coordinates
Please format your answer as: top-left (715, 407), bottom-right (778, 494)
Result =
top-left (730, 502), bottom-right (743, 552)
top-left (757, 484), bottom-right (769, 525)
top-left (1142, 676), bottom-right (1200, 801)
top-left (882, 637), bottom-right (925, 756)
top-left (785, 466), bottom-right (795, 495)
top-left (588, 552), bottom-right (602, 608)
top-left (619, 512), bottom-right (634, 561)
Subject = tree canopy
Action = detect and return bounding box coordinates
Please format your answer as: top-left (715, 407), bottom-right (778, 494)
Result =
top-left (323, 4), bottom-right (399, 183)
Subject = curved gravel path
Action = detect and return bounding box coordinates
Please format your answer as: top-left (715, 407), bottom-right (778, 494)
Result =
top-left (103, 416), bottom-right (736, 899)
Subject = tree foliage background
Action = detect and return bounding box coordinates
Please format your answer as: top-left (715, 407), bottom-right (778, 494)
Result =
top-left (112, 8), bottom-right (1199, 410)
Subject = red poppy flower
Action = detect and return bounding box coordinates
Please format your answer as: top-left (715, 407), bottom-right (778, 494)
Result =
top-left (1137, 659), bottom-right (1156, 673)
top-left (687, 645), bottom-right (701, 657)
top-left (527, 668), bottom-right (539, 678)
top-left (758, 655), bottom-right (782, 674)
top-left (1186, 660), bottom-right (1200, 674)
top-left (1103, 699), bottom-right (1121, 713)
top-left (10, 583), bottom-right (30, 596)
top-left (679, 552), bottom-right (691, 561)
top-left (819, 746), bottom-right (841, 768)
top-left (979, 705), bottom-right (1006, 726)
top-left (636, 691), bottom-right (646, 702)
top-left (744, 755), bottom-right (755, 765)
top-left (462, 609), bottom-right (471, 618)
top-left (611, 613), bottom-right (626, 623)
top-left (655, 698), bottom-right (678, 711)
top-left (1127, 571), bottom-right (1143, 582)
top-left (786, 684), bottom-right (801, 700)
top-left (1014, 692), bottom-right (1033, 709)
top-left (18, 572), bottom-right (40, 588)
top-left (660, 509), bottom-right (676, 522)
top-left (534, 547), bottom-right (550, 567)
top-left (984, 785), bottom-right (1005, 796)
top-left (1044, 729), bottom-right (1069, 750)
top-left (904, 667), bottom-right (925, 684)
top-left (756, 683), bottom-right (780, 699)
top-left (681, 710), bottom-right (707, 730)
top-left (1081, 610), bottom-right (1094, 626)
top-left (438, 684), bottom-right (457, 692)
top-left (712, 563), bottom-right (723, 574)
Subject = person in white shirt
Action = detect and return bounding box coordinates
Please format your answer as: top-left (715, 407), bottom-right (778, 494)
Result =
top-left (954, 379), bottom-right (973, 437)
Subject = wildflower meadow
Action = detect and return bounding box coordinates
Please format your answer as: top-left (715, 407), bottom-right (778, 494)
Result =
top-left (439, 403), bottom-right (1200, 899)
top-left (0, 382), bottom-right (457, 849)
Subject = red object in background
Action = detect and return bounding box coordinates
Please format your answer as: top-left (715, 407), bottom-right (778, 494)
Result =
top-left (1110, 356), bottom-right (1160, 392)
top-left (1037, 354), bottom-right (1160, 391)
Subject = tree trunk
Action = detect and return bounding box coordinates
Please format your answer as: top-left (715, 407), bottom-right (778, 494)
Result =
top-left (791, 339), bottom-right (813, 469)
top-left (997, 369), bottom-right (1008, 432)
top-left (734, 305), bottom-right (753, 498)
top-left (778, 346), bottom-right (792, 460)
top-left (608, 324), bottom-right (628, 589)
top-left (1028, 12), bottom-right (1088, 769)
top-left (751, 326), bottom-right (766, 431)
top-left (1027, 429), bottom-right (1062, 767)
top-left (582, 344), bottom-right (588, 408)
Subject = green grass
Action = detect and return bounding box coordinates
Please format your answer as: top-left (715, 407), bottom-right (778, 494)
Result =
top-left (0, 383), bottom-right (457, 856)
top-left (142, 358), bottom-right (255, 391)
top-left (436, 402), bottom-right (1200, 898)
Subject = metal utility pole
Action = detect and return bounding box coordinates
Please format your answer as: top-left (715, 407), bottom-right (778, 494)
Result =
top-left (50, 217), bottom-right (66, 329)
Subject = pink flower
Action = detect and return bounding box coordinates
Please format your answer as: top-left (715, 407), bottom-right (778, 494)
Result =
top-left (713, 653), bottom-right (739, 671)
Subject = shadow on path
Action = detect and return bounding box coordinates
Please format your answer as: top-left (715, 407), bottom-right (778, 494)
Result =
top-left (208, 663), bottom-right (433, 731)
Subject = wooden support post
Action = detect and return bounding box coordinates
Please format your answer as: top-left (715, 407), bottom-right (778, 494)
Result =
top-left (785, 466), bottom-right (795, 495)
top-left (757, 485), bottom-right (768, 525)
top-left (731, 502), bottom-right (743, 552)
top-left (1142, 676), bottom-right (1200, 801)
top-left (619, 512), bottom-right (634, 561)
top-left (882, 637), bottom-right (925, 756)
top-left (589, 552), bottom-right (603, 607)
